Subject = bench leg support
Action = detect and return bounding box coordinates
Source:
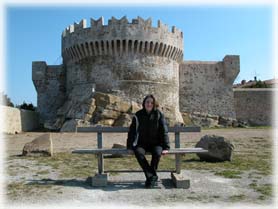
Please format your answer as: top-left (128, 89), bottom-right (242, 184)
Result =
top-left (171, 172), bottom-right (190, 189)
top-left (91, 173), bottom-right (109, 187)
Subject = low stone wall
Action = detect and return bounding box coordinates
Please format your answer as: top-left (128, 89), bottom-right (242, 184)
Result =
top-left (233, 88), bottom-right (274, 126)
top-left (0, 105), bottom-right (39, 134)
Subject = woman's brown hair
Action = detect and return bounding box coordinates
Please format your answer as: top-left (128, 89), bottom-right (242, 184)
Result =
top-left (142, 94), bottom-right (159, 110)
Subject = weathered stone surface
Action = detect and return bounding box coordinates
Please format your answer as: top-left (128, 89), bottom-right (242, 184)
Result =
top-left (130, 101), bottom-right (141, 114)
top-left (60, 119), bottom-right (89, 132)
top-left (65, 99), bottom-right (96, 120)
top-left (91, 173), bottom-right (109, 187)
top-left (101, 109), bottom-right (122, 120)
top-left (190, 112), bottom-right (218, 128)
top-left (94, 92), bottom-right (131, 113)
top-left (112, 143), bottom-right (126, 149)
top-left (195, 135), bottom-right (234, 162)
top-left (181, 112), bottom-right (194, 126)
top-left (22, 134), bottom-right (53, 157)
top-left (218, 116), bottom-right (236, 127)
top-left (161, 106), bottom-right (184, 127)
top-left (207, 114), bottom-right (219, 121)
top-left (44, 118), bottom-right (64, 131)
top-left (234, 89), bottom-right (273, 126)
top-left (1, 106), bottom-right (40, 134)
top-left (32, 62), bottom-right (66, 124)
top-left (113, 113), bottom-right (132, 127)
top-left (181, 111), bottom-right (248, 128)
top-left (179, 55), bottom-right (240, 118)
top-left (171, 172), bottom-right (190, 189)
top-left (97, 119), bottom-right (115, 126)
top-left (110, 143), bottom-right (126, 158)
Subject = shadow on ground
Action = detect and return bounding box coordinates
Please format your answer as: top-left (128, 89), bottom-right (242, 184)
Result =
top-left (26, 177), bottom-right (176, 191)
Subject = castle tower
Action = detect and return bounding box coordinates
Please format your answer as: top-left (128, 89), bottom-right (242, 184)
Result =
top-left (61, 16), bottom-right (184, 123)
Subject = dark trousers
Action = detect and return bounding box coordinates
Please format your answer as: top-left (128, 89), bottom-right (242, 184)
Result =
top-left (133, 145), bottom-right (163, 180)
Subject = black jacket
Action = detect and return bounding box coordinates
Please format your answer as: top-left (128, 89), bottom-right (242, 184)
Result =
top-left (127, 108), bottom-right (170, 150)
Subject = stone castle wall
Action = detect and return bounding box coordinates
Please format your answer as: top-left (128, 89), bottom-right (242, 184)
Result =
top-left (32, 16), bottom-right (240, 128)
top-left (1, 106), bottom-right (39, 134)
top-left (234, 88), bottom-right (273, 126)
top-left (33, 16), bottom-right (185, 125)
top-left (179, 55), bottom-right (240, 118)
top-left (32, 62), bottom-right (66, 123)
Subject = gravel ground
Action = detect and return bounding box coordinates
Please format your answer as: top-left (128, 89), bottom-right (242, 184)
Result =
top-left (2, 128), bottom-right (276, 209)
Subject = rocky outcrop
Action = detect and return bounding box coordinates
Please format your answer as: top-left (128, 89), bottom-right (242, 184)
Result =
top-left (44, 90), bottom-right (184, 132)
top-left (182, 111), bottom-right (249, 128)
top-left (22, 134), bottom-right (53, 157)
top-left (60, 119), bottom-right (90, 132)
top-left (195, 135), bottom-right (234, 162)
top-left (113, 113), bottom-right (133, 127)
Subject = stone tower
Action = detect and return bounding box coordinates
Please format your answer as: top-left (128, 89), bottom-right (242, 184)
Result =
top-left (179, 55), bottom-right (240, 118)
top-left (33, 16), bottom-right (184, 125)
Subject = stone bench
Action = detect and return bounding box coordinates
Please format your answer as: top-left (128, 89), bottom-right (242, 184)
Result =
top-left (72, 125), bottom-right (208, 188)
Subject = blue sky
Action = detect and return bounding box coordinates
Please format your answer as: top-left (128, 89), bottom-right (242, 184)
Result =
top-left (5, 5), bottom-right (274, 106)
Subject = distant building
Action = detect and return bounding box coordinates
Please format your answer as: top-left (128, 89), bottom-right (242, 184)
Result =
top-left (233, 78), bottom-right (278, 88)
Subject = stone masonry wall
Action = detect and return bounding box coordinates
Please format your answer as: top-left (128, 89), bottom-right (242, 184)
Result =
top-left (61, 16), bottom-right (184, 124)
top-left (32, 62), bottom-right (66, 123)
top-left (179, 55), bottom-right (240, 118)
top-left (234, 88), bottom-right (273, 126)
top-left (1, 105), bottom-right (39, 134)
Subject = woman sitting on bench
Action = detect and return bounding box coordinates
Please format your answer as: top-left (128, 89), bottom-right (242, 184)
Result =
top-left (127, 94), bottom-right (170, 188)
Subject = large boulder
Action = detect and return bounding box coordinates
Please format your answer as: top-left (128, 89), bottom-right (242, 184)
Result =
top-left (110, 143), bottom-right (126, 158)
top-left (218, 116), bottom-right (237, 127)
top-left (22, 134), bottom-right (53, 157)
top-left (195, 135), bottom-right (234, 162)
top-left (113, 113), bottom-right (133, 127)
top-left (189, 112), bottom-right (219, 128)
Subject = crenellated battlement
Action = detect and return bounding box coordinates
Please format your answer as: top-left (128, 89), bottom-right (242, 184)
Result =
top-left (61, 16), bottom-right (184, 63)
top-left (62, 16), bottom-right (183, 38)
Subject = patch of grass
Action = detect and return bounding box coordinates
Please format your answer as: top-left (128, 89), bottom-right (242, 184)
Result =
top-left (247, 126), bottom-right (272, 129)
top-left (180, 155), bottom-right (269, 174)
top-left (249, 183), bottom-right (272, 198)
top-left (104, 155), bottom-right (176, 172)
top-left (229, 194), bottom-right (246, 202)
top-left (186, 196), bottom-right (202, 201)
top-left (23, 153), bottom-right (98, 178)
top-left (37, 170), bottom-right (50, 175)
top-left (7, 182), bottom-right (54, 199)
top-left (214, 170), bottom-right (242, 179)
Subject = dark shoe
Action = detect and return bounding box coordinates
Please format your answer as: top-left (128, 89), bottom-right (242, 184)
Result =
top-left (145, 179), bottom-right (152, 188)
top-left (150, 175), bottom-right (158, 187)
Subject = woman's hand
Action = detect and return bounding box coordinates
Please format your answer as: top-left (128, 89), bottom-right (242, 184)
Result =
top-left (162, 150), bottom-right (169, 155)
